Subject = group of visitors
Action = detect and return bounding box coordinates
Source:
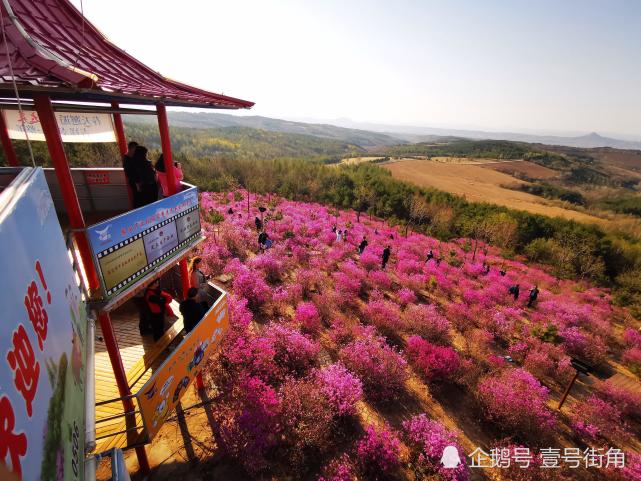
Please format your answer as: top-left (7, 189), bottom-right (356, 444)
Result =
top-left (332, 224), bottom-right (350, 243)
top-left (508, 283), bottom-right (539, 307)
top-left (122, 141), bottom-right (183, 208)
top-left (139, 256), bottom-right (211, 341)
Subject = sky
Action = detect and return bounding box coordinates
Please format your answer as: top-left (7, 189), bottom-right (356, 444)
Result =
top-left (70, 0), bottom-right (641, 137)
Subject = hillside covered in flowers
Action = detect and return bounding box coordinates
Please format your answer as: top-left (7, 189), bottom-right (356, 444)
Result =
top-left (196, 191), bottom-right (641, 481)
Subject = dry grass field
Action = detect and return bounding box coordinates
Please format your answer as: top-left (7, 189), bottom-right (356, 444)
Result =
top-left (481, 160), bottom-right (559, 179)
top-left (383, 158), bottom-right (606, 224)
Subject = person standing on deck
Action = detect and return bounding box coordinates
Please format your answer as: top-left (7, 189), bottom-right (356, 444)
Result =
top-left (180, 288), bottom-right (205, 333)
top-left (155, 154), bottom-right (183, 197)
top-left (144, 279), bottom-right (173, 341)
top-left (133, 146), bottom-right (158, 207)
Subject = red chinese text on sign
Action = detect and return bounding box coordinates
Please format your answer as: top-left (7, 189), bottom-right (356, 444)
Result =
top-left (0, 396), bottom-right (28, 479)
top-left (6, 325), bottom-right (40, 417)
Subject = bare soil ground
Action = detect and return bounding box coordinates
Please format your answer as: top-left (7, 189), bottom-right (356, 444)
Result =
top-left (383, 158), bottom-right (606, 225)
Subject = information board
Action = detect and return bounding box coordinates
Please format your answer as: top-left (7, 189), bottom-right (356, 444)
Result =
top-left (136, 293), bottom-right (229, 439)
top-left (87, 187), bottom-right (202, 297)
top-left (0, 168), bottom-right (87, 481)
top-left (3, 109), bottom-right (117, 143)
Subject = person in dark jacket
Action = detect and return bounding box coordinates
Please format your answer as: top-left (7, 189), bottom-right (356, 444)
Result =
top-left (133, 146), bottom-right (158, 207)
top-left (528, 286), bottom-right (539, 307)
top-left (358, 236), bottom-right (368, 254)
top-left (180, 287), bottom-right (205, 334)
top-left (144, 279), bottom-right (173, 341)
top-left (255, 216), bottom-right (263, 231)
top-left (382, 245), bottom-right (391, 269)
top-left (508, 284), bottom-right (520, 301)
top-left (426, 249), bottom-right (434, 262)
top-left (122, 141), bottom-right (139, 203)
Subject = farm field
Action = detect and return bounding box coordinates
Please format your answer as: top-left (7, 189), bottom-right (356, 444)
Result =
top-left (481, 159), bottom-right (560, 179)
top-left (383, 158), bottom-right (605, 224)
top-left (123, 192), bottom-right (641, 481)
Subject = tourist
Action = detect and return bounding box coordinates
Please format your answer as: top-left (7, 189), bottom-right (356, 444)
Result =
top-left (155, 154), bottom-right (183, 197)
top-left (358, 236), bottom-right (368, 254)
top-left (483, 262), bottom-right (491, 274)
top-left (180, 287), bottom-right (205, 334)
top-left (122, 141), bottom-right (138, 195)
top-left (508, 284), bottom-right (520, 301)
top-left (189, 256), bottom-right (210, 306)
top-left (133, 146), bottom-right (159, 207)
top-left (426, 249), bottom-right (434, 262)
top-left (343, 229), bottom-right (349, 242)
top-left (528, 286), bottom-right (539, 307)
top-left (499, 268), bottom-right (507, 277)
top-left (382, 245), bottom-right (391, 269)
top-left (332, 224), bottom-right (337, 233)
top-left (258, 231), bottom-right (272, 250)
top-left (144, 279), bottom-right (173, 341)
top-left (336, 229), bottom-right (342, 242)
top-left (227, 207), bottom-right (234, 215)
top-left (255, 216), bottom-right (263, 231)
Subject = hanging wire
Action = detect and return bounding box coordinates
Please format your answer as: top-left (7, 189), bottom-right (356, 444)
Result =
top-left (72, 0), bottom-right (86, 71)
top-left (0, 3), bottom-right (35, 167)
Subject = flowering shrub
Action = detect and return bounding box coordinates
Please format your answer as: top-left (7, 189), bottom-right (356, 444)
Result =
top-left (279, 377), bottom-right (335, 466)
top-left (560, 326), bottom-right (608, 365)
top-left (228, 262), bottom-right (270, 311)
top-left (624, 327), bottom-right (641, 347)
top-left (356, 424), bottom-right (402, 476)
top-left (265, 324), bottom-right (320, 379)
top-left (405, 336), bottom-right (461, 382)
top-left (623, 347), bottom-right (641, 377)
top-left (360, 250), bottom-right (381, 271)
top-left (403, 414), bottom-right (469, 481)
top-left (594, 379), bottom-right (641, 418)
top-left (397, 287), bottom-right (417, 306)
top-left (477, 368), bottom-right (555, 439)
top-left (315, 363), bottom-right (363, 416)
top-left (295, 301), bottom-right (322, 333)
top-left (361, 299), bottom-right (404, 336)
top-left (340, 334), bottom-right (408, 402)
top-left (318, 454), bottom-right (357, 481)
top-left (569, 395), bottom-right (629, 442)
top-left (403, 303), bottom-right (452, 344)
top-left (216, 376), bottom-right (280, 474)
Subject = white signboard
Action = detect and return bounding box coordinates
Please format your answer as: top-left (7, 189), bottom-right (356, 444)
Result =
top-left (3, 109), bottom-right (116, 143)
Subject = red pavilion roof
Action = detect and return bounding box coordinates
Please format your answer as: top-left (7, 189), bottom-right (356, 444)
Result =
top-left (0, 0), bottom-right (253, 109)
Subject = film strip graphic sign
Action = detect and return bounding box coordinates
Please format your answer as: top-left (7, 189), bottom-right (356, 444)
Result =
top-left (95, 205), bottom-right (201, 297)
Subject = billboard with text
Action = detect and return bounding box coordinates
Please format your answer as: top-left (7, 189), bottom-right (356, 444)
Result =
top-left (0, 168), bottom-right (87, 481)
top-left (87, 187), bottom-right (202, 298)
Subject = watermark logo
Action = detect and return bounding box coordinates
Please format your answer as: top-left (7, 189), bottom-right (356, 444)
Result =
top-left (441, 445), bottom-right (462, 468)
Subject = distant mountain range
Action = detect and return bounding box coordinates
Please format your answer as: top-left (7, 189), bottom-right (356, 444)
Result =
top-left (125, 111), bottom-right (641, 151)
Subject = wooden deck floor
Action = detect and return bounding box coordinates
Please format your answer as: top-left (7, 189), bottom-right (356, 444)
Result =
top-left (94, 300), bottom-right (185, 453)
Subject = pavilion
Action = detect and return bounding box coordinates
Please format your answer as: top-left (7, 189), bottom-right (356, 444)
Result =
top-left (0, 0), bottom-right (253, 475)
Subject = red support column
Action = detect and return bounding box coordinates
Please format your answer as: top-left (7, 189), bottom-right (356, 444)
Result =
top-left (0, 110), bottom-right (18, 166)
top-left (33, 95), bottom-right (101, 291)
top-left (157, 103), bottom-right (190, 299)
top-left (111, 102), bottom-right (127, 155)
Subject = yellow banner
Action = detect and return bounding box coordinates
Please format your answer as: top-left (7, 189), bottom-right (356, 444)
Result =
top-left (136, 292), bottom-right (230, 440)
top-left (98, 238), bottom-right (148, 292)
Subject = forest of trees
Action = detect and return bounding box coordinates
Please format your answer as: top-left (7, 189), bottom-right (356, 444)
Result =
top-left (2, 125), bottom-right (641, 316)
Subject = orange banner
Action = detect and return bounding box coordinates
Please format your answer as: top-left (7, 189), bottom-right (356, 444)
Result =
top-left (136, 292), bottom-right (229, 440)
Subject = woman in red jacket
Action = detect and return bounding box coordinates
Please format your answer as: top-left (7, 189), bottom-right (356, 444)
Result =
top-left (144, 279), bottom-right (174, 341)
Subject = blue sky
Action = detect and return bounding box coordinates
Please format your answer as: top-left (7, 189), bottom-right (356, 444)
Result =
top-left (71, 0), bottom-right (640, 137)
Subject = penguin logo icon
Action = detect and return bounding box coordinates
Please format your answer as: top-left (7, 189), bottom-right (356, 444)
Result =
top-left (441, 445), bottom-right (461, 468)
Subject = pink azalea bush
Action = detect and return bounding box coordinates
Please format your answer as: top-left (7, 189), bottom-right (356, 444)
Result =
top-left (405, 336), bottom-right (461, 382)
top-left (403, 414), bottom-right (469, 481)
top-left (477, 368), bottom-right (555, 439)
top-left (356, 424), bottom-right (402, 476)
top-left (403, 303), bottom-right (452, 344)
top-left (315, 363), bottom-right (363, 416)
top-left (215, 376), bottom-right (280, 474)
top-left (340, 334), bottom-right (408, 402)
top-left (295, 301), bottom-right (322, 333)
